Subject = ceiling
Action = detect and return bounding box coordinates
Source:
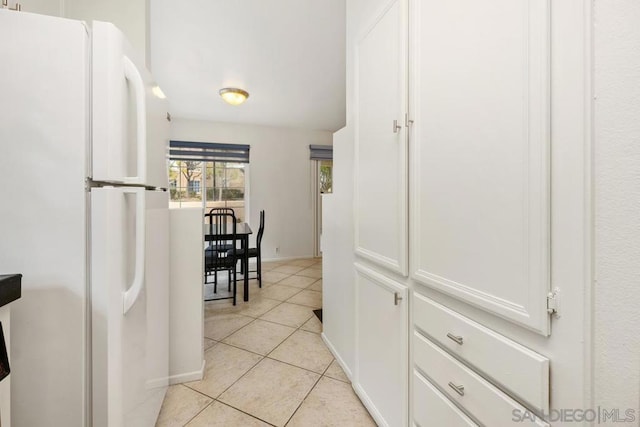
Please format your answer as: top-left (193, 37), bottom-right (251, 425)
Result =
top-left (150, 0), bottom-right (346, 132)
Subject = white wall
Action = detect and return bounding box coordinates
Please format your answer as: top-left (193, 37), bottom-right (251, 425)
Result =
top-left (593, 0), bottom-right (640, 413)
top-left (10, 0), bottom-right (62, 16)
top-left (170, 118), bottom-right (333, 261)
top-left (169, 208), bottom-right (204, 384)
top-left (322, 126), bottom-right (355, 377)
top-left (9, 0), bottom-right (148, 65)
top-left (65, 0), bottom-right (149, 66)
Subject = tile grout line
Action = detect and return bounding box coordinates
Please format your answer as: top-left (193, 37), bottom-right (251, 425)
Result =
top-left (280, 298), bottom-right (330, 427)
top-left (184, 350), bottom-right (265, 404)
top-left (179, 388), bottom-right (215, 427)
top-left (192, 261), bottom-right (325, 426)
top-left (222, 324), bottom-right (299, 358)
top-left (213, 400), bottom-right (278, 427)
top-left (217, 280), bottom-right (317, 395)
top-left (282, 349), bottom-right (334, 426)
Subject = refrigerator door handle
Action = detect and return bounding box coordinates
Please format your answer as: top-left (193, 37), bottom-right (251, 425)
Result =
top-left (122, 56), bottom-right (147, 185)
top-left (122, 187), bottom-right (146, 314)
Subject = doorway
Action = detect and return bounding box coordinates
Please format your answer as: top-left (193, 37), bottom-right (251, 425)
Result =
top-left (312, 159), bottom-right (333, 257)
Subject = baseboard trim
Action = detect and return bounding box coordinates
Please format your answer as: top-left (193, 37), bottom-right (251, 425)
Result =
top-left (169, 359), bottom-right (205, 385)
top-left (262, 255), bottom-right (319, 263)
top-left (353, 382), bottom-right (388, 427)
top-left (321, 332), bottom-right (353, 381)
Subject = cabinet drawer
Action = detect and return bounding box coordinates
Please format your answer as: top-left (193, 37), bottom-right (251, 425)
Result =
top-left (414, 332), bottom-right (549, 427)
top-left (413, 293), bottom-right (549, 413)
top-left (413, 370), bottom-right (477, 427)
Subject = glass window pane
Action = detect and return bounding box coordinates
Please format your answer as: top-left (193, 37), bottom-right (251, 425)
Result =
top-left (203, 161), bottom-right (246, 221)
top-left (320, 160), bottom-right (333, 194)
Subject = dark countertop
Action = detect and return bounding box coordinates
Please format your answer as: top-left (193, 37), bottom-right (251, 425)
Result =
top-left (0, 275), bottom-right (21, 308)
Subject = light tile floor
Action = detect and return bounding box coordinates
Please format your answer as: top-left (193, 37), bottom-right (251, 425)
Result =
top-left (157, 258), bottom-right (376, 427)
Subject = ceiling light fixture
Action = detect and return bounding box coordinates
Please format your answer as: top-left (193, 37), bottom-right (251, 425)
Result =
top-left (219, 87), bottom-right (249, 106)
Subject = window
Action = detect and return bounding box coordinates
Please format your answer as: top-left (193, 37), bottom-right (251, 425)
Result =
top-left (188, 180), bottom-right (200, 194)
top-left (319, 160), bottom-right (333, 194)
top-left (168, 141), bottom-right (250, 222)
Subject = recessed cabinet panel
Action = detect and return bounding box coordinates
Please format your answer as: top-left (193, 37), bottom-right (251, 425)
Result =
top-left (355, 0), bottom-right (408, 275)
top-left (354, 263), bottom-right (408, 427)
top-left (409, 0), bottom-right (551, 334)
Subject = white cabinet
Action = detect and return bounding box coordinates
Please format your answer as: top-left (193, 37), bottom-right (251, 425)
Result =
top-left (413, 332), bottom-right (549, 427)
top-left (352, 3), bottom-right (410, 419)
top-left (354, 263), bottom-right (408, 427)
top-left (409, 0), bottom-right (552, 335)
top-left (413, 293), bottom-right (550, 414)
top-left (347, 0), bottom-right (591, 425)
top-left (354, 0), bottom-right (408, 276)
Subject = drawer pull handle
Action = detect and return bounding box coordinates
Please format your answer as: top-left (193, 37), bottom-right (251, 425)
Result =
top-left (446, 333), bottom-right (464, 345)
top-left (448, 382), bottom-right (465, 396)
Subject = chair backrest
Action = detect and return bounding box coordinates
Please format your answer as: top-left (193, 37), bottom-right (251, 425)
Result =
top-left (205, 211), bottom-right (237, 269)
top-left (208, 207), bottom-right (235, 215)
top-left (256, 210), bottom-right (265, 248)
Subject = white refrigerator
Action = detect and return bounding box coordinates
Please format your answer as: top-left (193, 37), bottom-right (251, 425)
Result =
top-left (0, 11), bottom-right (170, 427)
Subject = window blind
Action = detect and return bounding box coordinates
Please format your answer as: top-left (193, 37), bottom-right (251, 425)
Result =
top-left (309, 144), bottom-right (333, 160)
top-left (169, 141), bottom-right (250, 163)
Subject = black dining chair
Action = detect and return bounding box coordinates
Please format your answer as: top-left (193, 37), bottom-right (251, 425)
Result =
top-left (236, 210), bottom-right (265, 288)
top-left (208, 207), bottom-right (235, 216)
top-left (205, 209), bottom-right (236, 254)
top-left (204, 211), bottom-right (239, 305)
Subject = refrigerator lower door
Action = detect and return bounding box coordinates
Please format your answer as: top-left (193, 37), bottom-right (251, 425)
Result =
top-left (91, 187), bottom-right (169, 427)
top-left (92, 21), bottom-right (170, 189)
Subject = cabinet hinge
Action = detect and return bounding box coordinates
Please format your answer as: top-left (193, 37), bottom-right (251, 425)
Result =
top-left (405, 113), bottom-right (414, 127)
top-left (547, 288), bottom-right (561, 317)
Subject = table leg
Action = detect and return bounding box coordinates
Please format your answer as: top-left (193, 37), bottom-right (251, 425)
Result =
top-left (243, 236), bottom-right (249, 301)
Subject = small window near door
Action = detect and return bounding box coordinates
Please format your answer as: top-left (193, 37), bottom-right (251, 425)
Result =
top-left (319, 160), bottom-right (333, 194)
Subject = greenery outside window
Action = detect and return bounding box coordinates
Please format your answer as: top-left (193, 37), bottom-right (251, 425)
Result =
top-left (168, 160), bottom-right (247, 222)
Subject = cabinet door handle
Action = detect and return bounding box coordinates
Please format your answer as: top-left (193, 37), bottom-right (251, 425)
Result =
top-left (394, 292), bottom-right (403, 305)
top-left (448, 382), bottom-right (465, 396)
top-left (393, 120), bottom-right (402, 133)
top-left (446, 333), bottom-right (464, 345)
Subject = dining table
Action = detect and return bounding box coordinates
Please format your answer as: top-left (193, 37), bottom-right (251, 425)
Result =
top-left (204, 222), bottom-right (253, 302)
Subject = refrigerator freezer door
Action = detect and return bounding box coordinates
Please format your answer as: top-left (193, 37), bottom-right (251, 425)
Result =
top-left (0, 10), bottom-right (89, 427)
top-left (92, 21), bottom-right (170, 189)
top-left (91, 188), bottom-right (169, 427)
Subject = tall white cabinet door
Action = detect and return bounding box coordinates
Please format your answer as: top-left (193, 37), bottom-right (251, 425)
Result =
top-left (354, 0), bottom-right (408, 275)
top-left (354, 263), bottom-right (408, 427)
top-left (409, 0), bottom-right (552, 335)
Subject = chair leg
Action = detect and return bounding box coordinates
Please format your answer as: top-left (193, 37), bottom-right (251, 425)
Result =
top-left (232, 267), bottom-right (237, 306)
top-left (257, 255), bottom-right (262, 288)
top-left (228, 270), bottom-right (231, 292)
top-left (214, 269), bottom-right (217, 293)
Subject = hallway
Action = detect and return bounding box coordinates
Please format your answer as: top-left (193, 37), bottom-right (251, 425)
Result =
top-left (156, 258), bottom-right (375, 426)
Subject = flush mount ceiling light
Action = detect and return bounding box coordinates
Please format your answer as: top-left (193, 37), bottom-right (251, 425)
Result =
top-left (219, 87), bottom-right (249, 106)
